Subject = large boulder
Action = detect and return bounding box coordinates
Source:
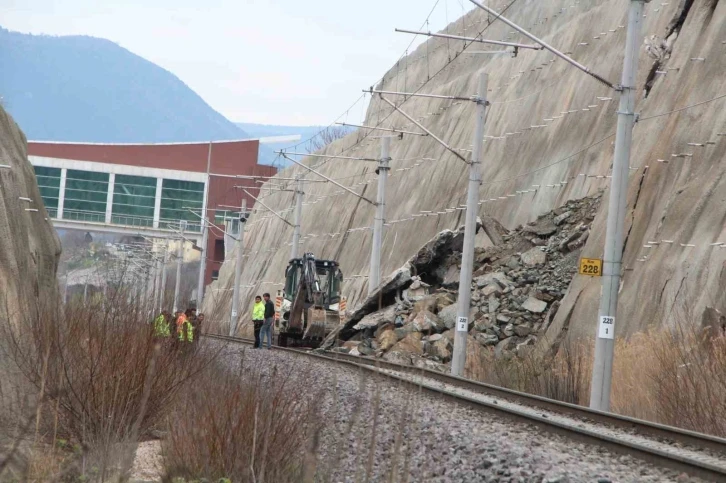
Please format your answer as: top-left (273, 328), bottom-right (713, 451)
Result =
top-left (426, 337), bottom-right (453, 363)
top-left (390, 332), bottom-right (424, 355)
top-left (352, 304), bottom-right (397, 331)
top-left (377, 329), bottom-right (399, 351)
top-left (412, 310), bottom-right (442, 333)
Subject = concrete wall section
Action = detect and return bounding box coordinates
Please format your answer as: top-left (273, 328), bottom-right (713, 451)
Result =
top-left (0, 108), bottom-right (61, 322)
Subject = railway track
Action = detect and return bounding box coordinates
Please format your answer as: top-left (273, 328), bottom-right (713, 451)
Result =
top-left (206, 333), bottom-right (726, 482)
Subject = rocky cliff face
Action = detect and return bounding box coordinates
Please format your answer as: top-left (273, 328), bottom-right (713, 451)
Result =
top-left (205, 0), bottom-right (726, 344)
top-left (0, 106), bottom-right (61, 321)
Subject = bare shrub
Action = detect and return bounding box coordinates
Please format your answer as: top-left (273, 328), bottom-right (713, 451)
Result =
top-left (162, 348), bottom-right (320, 482)
top-left (471, 320), bottom-right (726, 436)
top-left (306, 126), bottom-right (350, 152)
top-left (0, 287), bottom-right (220, 481)
top-left (472, 339), bottom-right (591, 405)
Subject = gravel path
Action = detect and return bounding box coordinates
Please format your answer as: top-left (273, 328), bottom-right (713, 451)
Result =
top-left (224, 344), bottom-right (706, 483)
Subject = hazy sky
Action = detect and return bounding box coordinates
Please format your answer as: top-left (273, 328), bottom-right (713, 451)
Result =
top-left (2, 0), bottom-right (474, 126)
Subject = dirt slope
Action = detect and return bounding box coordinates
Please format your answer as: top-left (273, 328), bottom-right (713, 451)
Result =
top-left (204, 0), bottom-right (726, 344)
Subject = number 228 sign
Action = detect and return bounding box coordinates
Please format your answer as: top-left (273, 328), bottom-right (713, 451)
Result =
top-left (579, 258), bottom-right (602, 276)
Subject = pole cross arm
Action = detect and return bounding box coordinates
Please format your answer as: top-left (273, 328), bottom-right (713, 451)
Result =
top-left (281, 154), bottom-right (377, 206)
top-left (242, 189), bottom-right (295, 227)
top-left (467, 0), bottom-right (618, 90)
top-left (378, 95), bottom-right (469, 165)
top-left (395, 28), bottom-right (542, 51)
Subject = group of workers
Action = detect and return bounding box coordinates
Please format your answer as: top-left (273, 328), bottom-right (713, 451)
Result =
top-left (153, 307), bottom-right (204, 343)
top-left (251, 293), bottom-right (275, 349)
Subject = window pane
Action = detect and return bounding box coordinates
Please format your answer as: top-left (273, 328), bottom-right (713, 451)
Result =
top-left (34, 166), bottom-right (61, 209)
top-left (160, 179), bottom-right (203, 232)
top-left (112, 174), bottom-right (156, 225)
top-left (65, 169), bottom-right (109, 215)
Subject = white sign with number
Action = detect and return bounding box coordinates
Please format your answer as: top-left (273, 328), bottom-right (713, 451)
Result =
top-left (598, 316), bottom-right (615, 339)
top-left (231, 310), bottom-right (238, 318)
top-left (456, 316), bottom-right (468, 331)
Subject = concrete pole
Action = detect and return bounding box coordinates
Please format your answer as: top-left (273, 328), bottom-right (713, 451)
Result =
top-left (196, 215), bottom-right (209, 308)
top-left (153, 253), bottom-right (162, 314)
top-left (160, 248), bottom-right (169, 313)
top-left (290, 177), bottom-right (303, 260)
top-left (368, 136), bottom-right (391, 296)
top-left (196, 143), bottom-right (213, 309)
top-left (172, 221), bottom-right (187, 313)
top-left (230, 199), bottom-right (248, 336)
top-left (451, 72), bottom-right (489, 377)
top-left (590, 0), bottom-right (645, 412)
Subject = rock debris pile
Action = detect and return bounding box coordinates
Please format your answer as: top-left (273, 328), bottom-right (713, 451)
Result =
top-left (330, 193), bottom-right (602, 370)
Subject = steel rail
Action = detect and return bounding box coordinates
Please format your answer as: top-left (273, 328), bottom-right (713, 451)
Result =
top-left (205, 333), bottom-right (726, 481)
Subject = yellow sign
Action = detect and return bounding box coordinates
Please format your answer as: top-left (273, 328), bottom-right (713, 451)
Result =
top-left (579, 258), bottom-right (603, 276)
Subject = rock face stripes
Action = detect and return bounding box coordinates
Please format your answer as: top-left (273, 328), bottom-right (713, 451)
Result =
top-left (205, 0), bottom-right (726, 347)
top-left (0, 107), bottom-right (61, 324)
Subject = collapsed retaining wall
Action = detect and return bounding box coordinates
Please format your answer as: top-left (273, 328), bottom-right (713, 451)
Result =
top-left (204, 0), bottom-right (726, 344)
top-left (0, 106), bottom-right (61, 320)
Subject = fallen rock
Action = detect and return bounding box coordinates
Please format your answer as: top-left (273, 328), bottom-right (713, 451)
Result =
top-left (523, 221), bottom-right (557, 237)
top-left (374, 323), bottom-right (394, 338)
top-left (426, 333), bottom-right (444, 343)
top-left (412, 310), bottom-right (441, 333)
top-left (394, 324), bottom-right (414, 340)
top-left (481, 284), bottom-right (501, 297)
top-left (553, 211), bottom-right (572, 225)
top-left (434, 291), bottom-right (456, 309)
top-left (383, 351), bottom-right (412, 365)
top-left (520, 247), bottom-right (547, 266)
top-left (358, 339), bottom-right (376, 356)
top-left (437, 304), bottom-right (457, 329)
top-left (474, 332), bottom-right (499, 346)
top-left (503, 323), bottom-right (515, 337)
top-left (390, 332), bottom-right (423, 355)
top-left (412, 356), bottom-right (448, 373)
top-left (342, 340), bottom-right (360, 350)
top-left (475, 272), bottom-right (511, 288)
top-left (514, 325), bottom-right (532, 337)
top-left (495, 337), bottom-right (517, 357)
top-left (496, 314), bottom-right (511, 324)
top-left (522, 297), bottom-right (547, 313)
top-left (352, 305), bottom-right (397, 331)
top-left (377, 329), bottom-right (398, 351)
top-left (488, 296), bottom-right (501, 314)
top-left (412, 296), bottom-right (438, 316)
top-left (426, 337), bottom-right (453, 362)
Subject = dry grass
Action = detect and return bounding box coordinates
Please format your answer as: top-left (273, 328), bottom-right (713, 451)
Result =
top-left (0, 285), bottom-right (220, 482)
top-left (162, 347), bottom-right (320, 482)
top-left (473, 323), bottom-right (726, 436)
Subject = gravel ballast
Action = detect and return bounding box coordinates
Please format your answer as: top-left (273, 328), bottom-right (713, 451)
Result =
top-left (222, 343), bottom-right (705, 483)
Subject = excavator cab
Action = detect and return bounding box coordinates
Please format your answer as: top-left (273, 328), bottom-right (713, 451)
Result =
top-left (278, 253), bottom-right (343, 347)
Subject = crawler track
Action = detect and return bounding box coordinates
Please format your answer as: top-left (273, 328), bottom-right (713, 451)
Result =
top-left (206, 333), bottom-right (726, 482)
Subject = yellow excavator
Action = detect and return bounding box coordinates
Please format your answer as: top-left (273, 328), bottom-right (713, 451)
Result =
top-left (276, 253), bottom-right (343, 348)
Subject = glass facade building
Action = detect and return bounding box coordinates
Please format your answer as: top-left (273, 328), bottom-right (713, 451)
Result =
top-left (33, 167), bottom-right (204, 232)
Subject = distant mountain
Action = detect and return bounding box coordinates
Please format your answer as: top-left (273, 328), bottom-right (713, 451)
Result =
top-left (0, 28), bottom-right (248, 143)
top-left (236, 122), bottom-right (353, 166)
